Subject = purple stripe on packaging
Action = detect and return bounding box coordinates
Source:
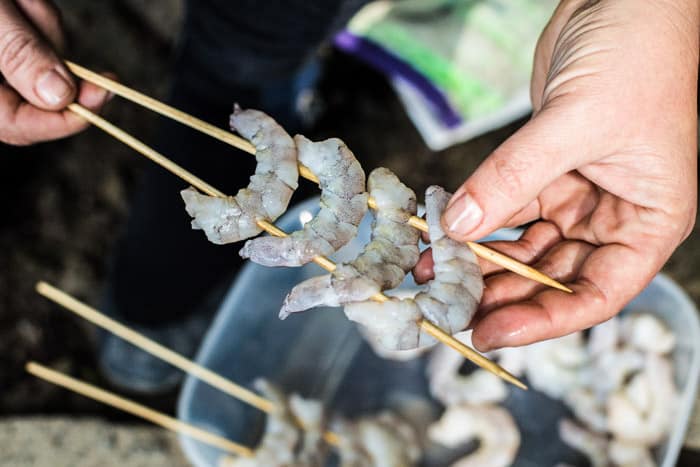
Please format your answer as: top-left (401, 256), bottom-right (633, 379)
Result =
top-left (334, 30), bottom-right (462, 128)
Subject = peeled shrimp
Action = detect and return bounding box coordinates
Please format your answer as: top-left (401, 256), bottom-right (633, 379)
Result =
top-left (558, 419), bottom-right (608, 467)
top-left (280, 167), bottom-right (419, 318)
top-left (334, 411), bottom-right (421, 467)
top-left (524, 332), bottom-right (588, 399)
top-left (608, 438), bottom-right (656, 467)
top-left (289, 393), bottom-right (327, 466)
top-left (607, 354), bottom-right (677, 445)
top-left (240, 135), bottom-right (368, 266)
top-left (563, 387), bottom-right (607, 433)
top-left (427, 340), bottom-right (507, 405)
top-left (487, 345), bottom-right (527, 378)
top-left (620, 314), bottom-right (675, 355)
top-left (222, 379), bottom-right (326, 467)
top-left (344, 186), bottom-right (483, 351)
top-left (588, 317), bottom-right (620, 358)
top-left (588, 347), bottom-right (645, 400)
top-left (182, 106), bottom-right (298, 244)
top-left (428, 404), bottom-right (520, 467)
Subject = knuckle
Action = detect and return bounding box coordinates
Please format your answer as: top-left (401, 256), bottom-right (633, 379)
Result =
top-left (0, 28), bottom-right (41, 76)
top-left (490, 153), bottom-right (529, 200)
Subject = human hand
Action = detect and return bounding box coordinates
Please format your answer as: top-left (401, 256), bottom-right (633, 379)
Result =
top-left (0, 0), bottom-right (111, 145)
top-left (414, 0), bottom-right (698, 351)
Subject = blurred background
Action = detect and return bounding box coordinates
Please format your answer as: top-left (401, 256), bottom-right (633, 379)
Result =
top-left (0, 0), bottom-right (698, 465)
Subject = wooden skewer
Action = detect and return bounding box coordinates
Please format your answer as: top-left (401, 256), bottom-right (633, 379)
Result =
top-left (67, 103), bottom-right (223, 198)
top-left (26, 361), bottom-right (253, 457)
top-left (66, 61), bottom-right (571, 294)
top-left (66, 103), bottom-right (526, 389)
top-left (35, 281), bottom-right (342, 446)
top-left (65, 61), bottom-right (256, 156)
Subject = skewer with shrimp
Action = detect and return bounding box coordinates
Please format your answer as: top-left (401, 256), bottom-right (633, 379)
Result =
top-left (63, 70), bottom-right (532, 388)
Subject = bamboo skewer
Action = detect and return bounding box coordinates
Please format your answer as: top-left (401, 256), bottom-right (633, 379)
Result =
top-left (26, 362), bottom-right (253, 457)
top-left (66, 103), bottom-right (526, 389)
top-left (35, 281), bottom-right (342, 446)
top-left (66, 61), bottom-right (571, 294)
top-left (36, 282), bottom-right (273, 412)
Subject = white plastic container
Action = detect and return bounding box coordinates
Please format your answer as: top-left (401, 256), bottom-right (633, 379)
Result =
top-left (178, 198), bottom-right (700, 467)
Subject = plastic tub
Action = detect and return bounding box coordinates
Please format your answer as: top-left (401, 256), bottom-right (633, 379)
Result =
top-left (178, 197), bottom-right (700, 467)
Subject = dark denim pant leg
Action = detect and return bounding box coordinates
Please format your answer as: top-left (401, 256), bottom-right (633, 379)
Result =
top-left (108, 0), bottom-right (368, 325)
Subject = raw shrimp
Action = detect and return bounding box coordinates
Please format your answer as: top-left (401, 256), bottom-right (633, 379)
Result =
top-left (587, 317), bottom-right (620, 357)
top-left (558, 419), bottom-right (608, 467)
top-left (182, 106), bottom-right (299, 244)
top-left (524, 332), bottom-right (588, 399)
top-left (608, 438), bottom-right (655, 467)
top-left (221, 379), bottom-right (326, 467)
top-left (563, 387), bottom-right (607, 433)
top-left (452, 330), bottom-right (525, 376)
top-left (607, 354), bottom-right (677, 445)
top-left (280, 168), bottom-right (420, 318)
top-left (588, 347), bottom-right (644, 399)
top-left (357, 290), bottom-right (433, 361)
top-left (427, 340), bottom-right (507, 405)
top-left (620, 314), bottom-right (675, 355)
top-left (487, 346), bottom-right (527, 377)
top-left (428, 404), bottom-right (520, 467)
top-left (344, 186), bottom-right (483, 351)
top-left (240, 135), bottom-right (368, 266)
top-left (289, 393), bottom-right (327, 466)
top-left (334, 411), bottom-right (421, 467)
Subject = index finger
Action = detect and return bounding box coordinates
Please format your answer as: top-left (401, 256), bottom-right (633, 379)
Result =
top-left (0, 0), bottom-right (74, 109)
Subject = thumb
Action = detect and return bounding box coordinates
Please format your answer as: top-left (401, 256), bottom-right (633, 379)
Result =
top-left (442, 109), bottom-right (584, 241)
top-left (0, 1), bottom-right (75, 110)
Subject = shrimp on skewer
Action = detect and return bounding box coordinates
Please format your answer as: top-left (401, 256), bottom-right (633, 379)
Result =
top-left (428, 404), bottom-right (520, 467)
top-left (344, 186), bottom-right (483, 350)
top-left (220, 379), bottom-right (327, 467)
top-left (182, 106), bottom-right (299, 244)
top-left (280, 168), bottom-right (420, 318)
top-left (240, 135), bottom-right (368, 267)
top-left (333, 411), bottom-right (421, 467)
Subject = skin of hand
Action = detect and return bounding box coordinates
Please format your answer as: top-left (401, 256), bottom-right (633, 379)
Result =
top-left (414, 0), bottom-right (699, 351)
top-left (0, 0), bottom-right (112, 145)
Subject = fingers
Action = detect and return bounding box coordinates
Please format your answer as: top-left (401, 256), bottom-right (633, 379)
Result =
top-left (478, 239), bottom-right (594, 315)
top-left (0, 76), bottom-right (111, 145)
top-left (0, 0), bottom-right (74, 109)
top-left (441, 107), bottom-right (588, 243)
top-left (413, 249), bottom-right (434, 284)
top-left (475, 221), bottom-right (563, 276)
top-left (15, 0), bottom-right (65, 50)
top-left (471, 243), bottom-right (663, 351)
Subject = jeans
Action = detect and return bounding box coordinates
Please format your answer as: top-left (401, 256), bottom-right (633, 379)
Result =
top-left (109, 0), bottom-right (368, 324)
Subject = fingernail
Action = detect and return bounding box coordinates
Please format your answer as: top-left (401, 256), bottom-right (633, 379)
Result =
top-left (443, 192), bottom-right (483, 235)
top-left (36, 69), bottom-right (72, 106)
top-left (482, 327), bottom-right (526, 351)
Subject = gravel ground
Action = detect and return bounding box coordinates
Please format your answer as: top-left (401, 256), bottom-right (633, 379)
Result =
top-left (0, 417), bottom-right (188, 467)
top-left (0, 0), bottom-right (698, 464)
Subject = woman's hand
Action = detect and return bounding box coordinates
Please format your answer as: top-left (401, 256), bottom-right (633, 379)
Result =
top-left (0, 0), bottom-right (111, 145)
top-left (415, 0), bottom-right (699, 351)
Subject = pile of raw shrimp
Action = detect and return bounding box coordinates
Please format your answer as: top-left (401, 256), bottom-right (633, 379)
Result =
top-left (426, 312), bottom-right (678, 467)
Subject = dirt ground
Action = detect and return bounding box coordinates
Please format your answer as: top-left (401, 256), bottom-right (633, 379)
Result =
top-left (1, 0), bottom-right (699, 461)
